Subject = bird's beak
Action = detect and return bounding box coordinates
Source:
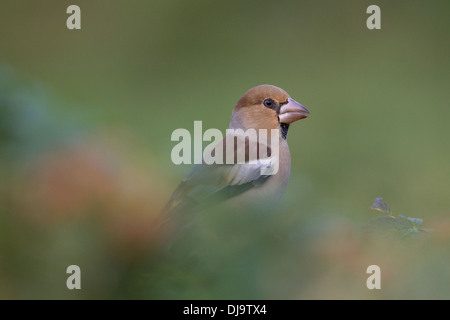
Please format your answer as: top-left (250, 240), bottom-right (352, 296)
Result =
top-left (279, 97), bottom-right (310, 124)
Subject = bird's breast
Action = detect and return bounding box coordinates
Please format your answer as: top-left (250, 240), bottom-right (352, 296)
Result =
top-left (224, 138), bottom-right (291, 212)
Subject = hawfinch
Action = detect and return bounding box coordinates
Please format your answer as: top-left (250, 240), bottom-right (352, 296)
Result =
top-left (162, 84), bottom-right (309, 219)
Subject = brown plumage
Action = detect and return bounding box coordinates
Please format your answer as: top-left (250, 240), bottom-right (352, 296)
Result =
top-left (162, 84), bottom-right (310, 220)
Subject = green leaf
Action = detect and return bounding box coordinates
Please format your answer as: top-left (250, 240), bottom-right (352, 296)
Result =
top-left (370, 197), bottom-right (391, 214)
top-left (366, 216), bottom-right (407, 230)
top-left (398, 215), bottom-right (423, 228)
top-left (366, 197), bottom-right (431, 238)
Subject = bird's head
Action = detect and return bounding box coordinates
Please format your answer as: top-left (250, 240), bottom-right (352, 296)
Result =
top-left (230, 84), bottom-right (310, 136)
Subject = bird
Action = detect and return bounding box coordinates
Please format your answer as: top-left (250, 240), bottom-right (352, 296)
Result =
top-left (160, 84), bottom-right (310, 225)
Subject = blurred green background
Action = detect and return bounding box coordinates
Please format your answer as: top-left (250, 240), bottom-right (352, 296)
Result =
top-left (1, 0), bottom-right (450, 299)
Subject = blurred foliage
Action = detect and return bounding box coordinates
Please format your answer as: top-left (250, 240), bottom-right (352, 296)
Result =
top-left (367, 197), bottom-right (431, 238)
top-left (0, 0), bottom-right (450, 299)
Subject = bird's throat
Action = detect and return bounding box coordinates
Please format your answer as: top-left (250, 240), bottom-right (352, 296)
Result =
top-left (280, 123), bottom-right (290, 139)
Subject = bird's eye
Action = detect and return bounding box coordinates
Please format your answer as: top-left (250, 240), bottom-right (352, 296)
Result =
top-left (263, 99), bottom-right (274, 108)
